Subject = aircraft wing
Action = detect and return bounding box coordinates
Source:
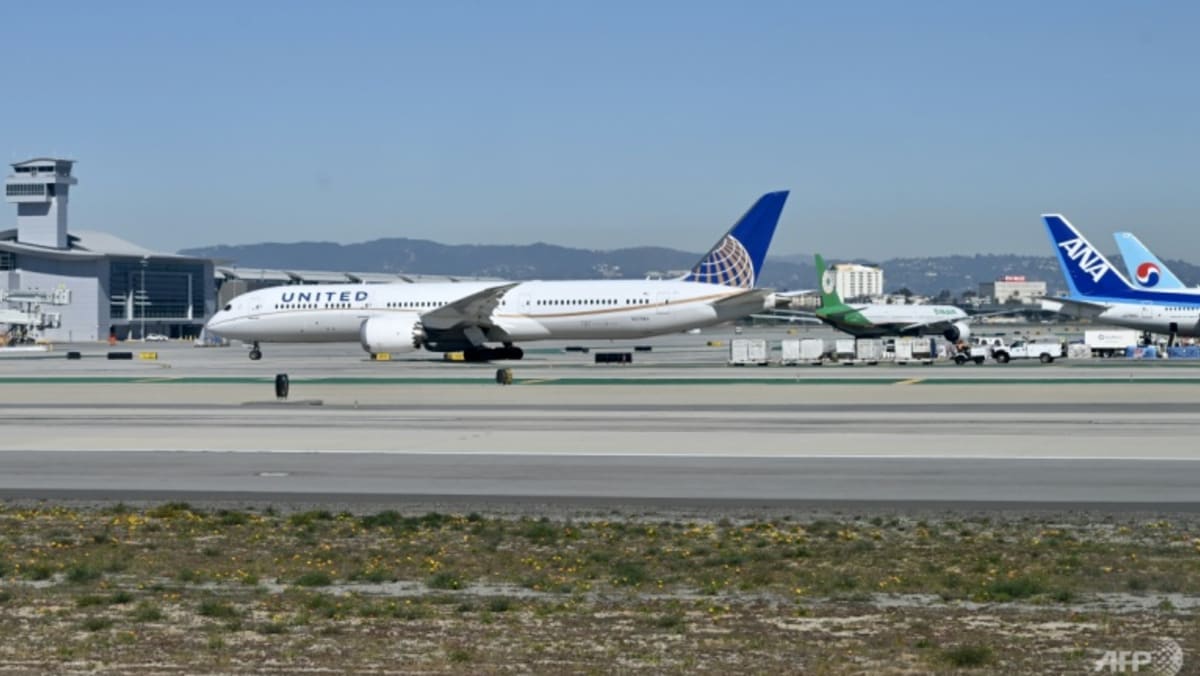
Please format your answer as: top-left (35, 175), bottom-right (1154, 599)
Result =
top-left (1039, 296), bottom-right (1110, 319)
top-left (896, 308), bottom-right (1030, 333)
top-left (419, 282), bottom-right (521, 331)
top-left (750, 313), bottom-right (823, 324)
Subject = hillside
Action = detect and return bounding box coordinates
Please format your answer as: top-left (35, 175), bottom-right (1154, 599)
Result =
top-left (182, 240), bottom-right (1200, 297)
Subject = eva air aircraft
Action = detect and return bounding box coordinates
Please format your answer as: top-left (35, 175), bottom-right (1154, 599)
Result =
top-left (811, 254), bottom-right (975, 341)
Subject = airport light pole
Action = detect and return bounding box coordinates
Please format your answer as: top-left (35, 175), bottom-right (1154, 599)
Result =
top-left (139, 257), bottom-right (148, 340)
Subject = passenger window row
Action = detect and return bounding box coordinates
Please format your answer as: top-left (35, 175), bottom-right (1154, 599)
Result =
top-left (535, 298), bottom-right (649, 306)
top-left (274, 303), bottom-right (354, 310)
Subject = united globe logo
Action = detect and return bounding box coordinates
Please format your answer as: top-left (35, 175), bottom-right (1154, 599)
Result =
top-left (686, 235), bottom-right (756, 288)
top-left (1136, 262), bottom-right (1162, 287)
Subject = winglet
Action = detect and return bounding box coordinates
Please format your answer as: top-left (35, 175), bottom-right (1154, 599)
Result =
top-left (683, 191), bottom-right (788, 288)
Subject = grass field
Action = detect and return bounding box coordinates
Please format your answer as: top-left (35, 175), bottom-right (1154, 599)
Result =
top-left (0, 504), bottom-right (1195, 673)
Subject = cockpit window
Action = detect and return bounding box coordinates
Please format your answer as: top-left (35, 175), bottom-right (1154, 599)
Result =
top-left (223, 304), bottom-right (233, 311)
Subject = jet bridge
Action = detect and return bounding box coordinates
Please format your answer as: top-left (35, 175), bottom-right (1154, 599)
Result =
top-left (0, 287), bottom-right (71, 344)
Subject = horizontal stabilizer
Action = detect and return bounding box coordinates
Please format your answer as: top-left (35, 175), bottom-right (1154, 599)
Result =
top-left (712, 288), bottom-right (774, 309)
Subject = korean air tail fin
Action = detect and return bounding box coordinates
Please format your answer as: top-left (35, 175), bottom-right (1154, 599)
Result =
top-left (683, 191), bottom-right (788, 288)
top-left (1113, 232), bottom-right (1187, 290)
top-left (1042, 214), bottom-right (1134, 298)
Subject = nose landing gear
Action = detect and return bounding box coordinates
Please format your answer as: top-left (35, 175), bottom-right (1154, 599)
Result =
top-left (249, 342), bottom-right (262, 361)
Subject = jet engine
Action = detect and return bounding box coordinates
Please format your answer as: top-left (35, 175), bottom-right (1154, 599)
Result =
top-left (942, 321), bottom-right (970, 343)
top-left (359, 316), bottom-right (425, 355)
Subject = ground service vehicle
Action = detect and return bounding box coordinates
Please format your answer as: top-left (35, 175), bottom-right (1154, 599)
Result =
top-left (1083, 330), bottom-right (1139, 358)
top-left (989, 338), bottom-right (1062, 364)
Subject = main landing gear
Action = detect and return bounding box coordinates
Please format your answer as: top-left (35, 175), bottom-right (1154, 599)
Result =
top-left (249, 341), bottom-right (262, 361)
top-left (462, 345), bottom-right (524, 362)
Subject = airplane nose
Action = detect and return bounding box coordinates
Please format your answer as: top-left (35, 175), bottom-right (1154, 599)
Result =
top-left (204, 311), bottom-right (233, 335)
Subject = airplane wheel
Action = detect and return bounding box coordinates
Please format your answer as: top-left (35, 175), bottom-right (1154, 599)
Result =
top-left (249, 349), bottom-right (262, 361)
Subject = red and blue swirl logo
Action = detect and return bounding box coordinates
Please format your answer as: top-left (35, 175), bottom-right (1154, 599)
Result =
top-left (1136, 262), bottom-right (1161, 287)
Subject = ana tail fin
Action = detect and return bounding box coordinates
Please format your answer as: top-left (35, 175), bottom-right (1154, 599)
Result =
top-left (683, 191), bottom-right (788, 288)
top-left (1113, 231), bottom-right (1187, 290)
top-left (1042, 214), bottom-right (1133, 298)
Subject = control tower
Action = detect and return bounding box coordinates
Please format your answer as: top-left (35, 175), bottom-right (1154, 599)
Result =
top-left (4, 158), bottom-right (77, 249)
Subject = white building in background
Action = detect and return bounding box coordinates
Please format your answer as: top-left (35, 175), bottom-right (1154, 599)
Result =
top-left (832, 262), bottom-right (883, 299)
top-left (2, 158), bottom-right (215, 342)
top-left (979, 275), bottom-right (1047, 304)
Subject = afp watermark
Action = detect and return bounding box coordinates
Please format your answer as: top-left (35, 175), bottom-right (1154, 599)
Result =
top-left (1092, 638), bottom-right (1183, 675)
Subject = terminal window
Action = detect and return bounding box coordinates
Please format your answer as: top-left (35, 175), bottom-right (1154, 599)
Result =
top-left (109, 261), bottom-right (207, 320)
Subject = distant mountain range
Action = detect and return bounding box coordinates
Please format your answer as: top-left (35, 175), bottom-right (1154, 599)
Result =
top-left (181, 239), bottom-right (1200, 297)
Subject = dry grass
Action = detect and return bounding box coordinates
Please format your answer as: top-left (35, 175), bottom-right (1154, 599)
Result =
top-left (0, 504), bottom-right (1195, 673)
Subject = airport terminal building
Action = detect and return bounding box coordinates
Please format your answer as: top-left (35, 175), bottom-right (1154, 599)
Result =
top-left (2, 158), bottom-right (215, 341)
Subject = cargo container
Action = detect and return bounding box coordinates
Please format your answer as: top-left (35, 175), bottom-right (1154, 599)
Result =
top-left (780, 338), bottom-right (825, 365)
top-left (729, 338), bottom-right (769, 366)
top-left (833, 339), bottom-right (856, 363)
top-left (779, 339), bottom-right (801, 365)
top-left (799, 338), bottom-right (825, 363)
top-left (893, 337), bottom-right (934, 365)
top-left (854, 339), bottom-right (884, 365)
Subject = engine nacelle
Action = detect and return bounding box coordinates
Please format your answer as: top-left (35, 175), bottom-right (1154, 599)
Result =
top-left (942, 321), bottom-right (970, 343)
top-left (359, 316), bottom-right (424, 355)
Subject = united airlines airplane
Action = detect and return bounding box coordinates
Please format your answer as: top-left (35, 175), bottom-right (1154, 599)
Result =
top-left (205, 191), bottom-right (789, 361)
top-left (1043, 214), bottom-right (1200, 341)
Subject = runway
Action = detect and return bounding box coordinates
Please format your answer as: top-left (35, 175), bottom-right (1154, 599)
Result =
top-left (0, 452), bottom-right (1195, 507)
top-left (0, 367), bottom-right (1197, 507)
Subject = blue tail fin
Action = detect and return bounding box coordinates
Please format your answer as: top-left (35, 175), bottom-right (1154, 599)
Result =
top-left (1113, 232), bottom-right (1187, 290)
top-left (1042, 214), bottom-right (1133, 298)
top-left (683, 191), bottom-right (788, 288)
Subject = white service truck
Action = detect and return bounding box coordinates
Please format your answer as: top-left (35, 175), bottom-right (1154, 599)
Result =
top-left (988, 338), bottom-right (1063, 364)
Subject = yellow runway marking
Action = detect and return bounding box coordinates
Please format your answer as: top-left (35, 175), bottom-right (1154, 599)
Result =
top-left (895, 378), bottom-right (924, 385)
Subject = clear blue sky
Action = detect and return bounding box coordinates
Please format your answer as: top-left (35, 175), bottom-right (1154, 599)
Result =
top-left (2, 1), bottom-right (1198, 259)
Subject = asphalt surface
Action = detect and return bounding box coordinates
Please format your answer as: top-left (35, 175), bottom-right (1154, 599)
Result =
top-left (0, 453), bottom-right (1195, 507)
top-left (0, 333), bottom-right (1197, 509)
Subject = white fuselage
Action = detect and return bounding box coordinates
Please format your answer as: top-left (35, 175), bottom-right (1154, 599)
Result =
top-left (854, 304), bottom-right (967, 327)
top-left (205, 279), bottom-right (766, 346)
top-left (1093, 302), bottom-right (1200, 336)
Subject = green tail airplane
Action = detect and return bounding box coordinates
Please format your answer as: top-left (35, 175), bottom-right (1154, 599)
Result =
top-left (812, 254), bottom-right (973, 340)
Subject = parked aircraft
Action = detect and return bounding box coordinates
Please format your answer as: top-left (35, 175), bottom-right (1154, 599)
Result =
top-left (1043, 215), bottom-right (1200, 341)
top-left (205, 191), bottom-right (789, 361)
top-left (808, 254), bottom-right (974, 340)
top-left (1113, 231), bottom-right (1191, 291)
